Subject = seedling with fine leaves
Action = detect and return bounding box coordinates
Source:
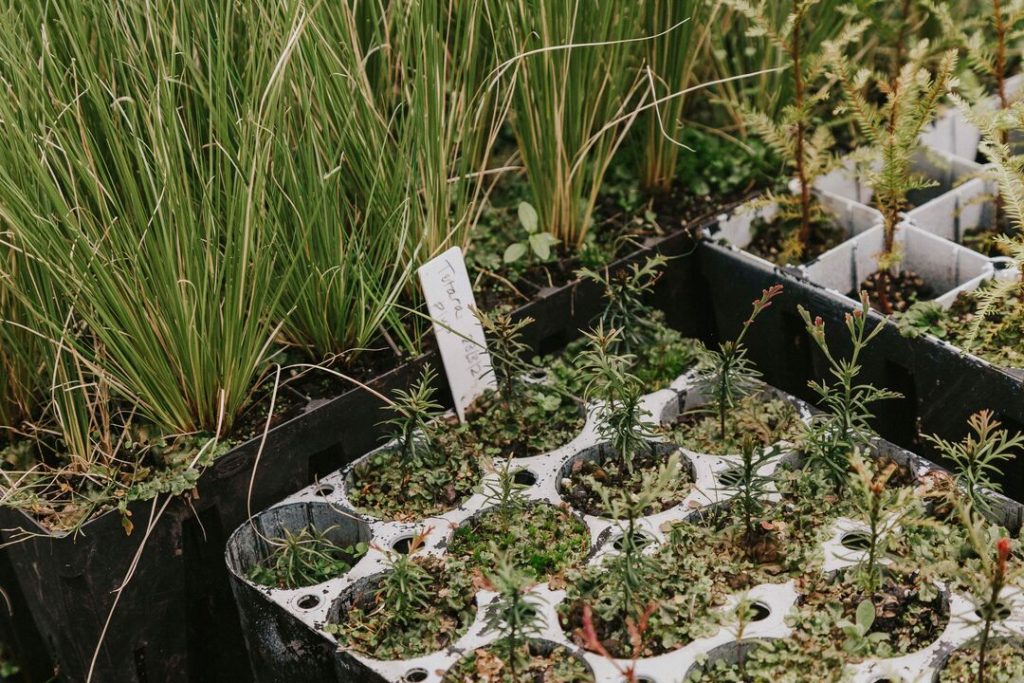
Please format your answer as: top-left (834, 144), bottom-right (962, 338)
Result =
top-left (478, 550), bottom-right (545, 679)
top-left (474, 308), bottom-right (535, 413)
top-left (956, 499), bottom-right (1020, 683)
top-left (724, 437), bottom-right (777, 558)
top-left (375, 532), bottom-right (434, 628)
top-left (799, 293), bottom-right (901, 487)
top-left (925, 410), bottom-right (1023, 520)
top-left (380, 366), bottom-right (444, 475)
top-left (722, 0), bottom-right (855, 261)
top-left (592, 453), bottom-right (682, 621)
top-left (579, 326), bottom-right (657, 474)
top-left (695, 284), bottom-right (783, 440)
top-left (578, 255), bottom-right (668, 356)
top-left (827, 40), bottom-right (957, 313)
top-left (482, 458), bottom-right (530, 531)
top-left (247, 525), bottom-right (367, 589)
top-left (847, 452), bottom-right (918, 594)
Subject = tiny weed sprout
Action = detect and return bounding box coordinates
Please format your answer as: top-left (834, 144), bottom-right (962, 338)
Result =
top-left (478, 550), bottom-right (545, 678)
top-left (580, 326), bottom-right (657, 474)
top-left (593, 453), bottom-right (682, 622)
top-left (725, 437), bottom-right (776, 558)
top-left (696, 284), bottom-right (783, 440)
top-left (956, 500), bottom-right (1020, 683)
top-left (503, 201), bottom-right (560, 264)
top-left (847, 452), bottom-right (917, 594)
top-left (828, 40), bottom-right (957, 313)
top-left (247, 526), bottom-right (367, 590)
top-left (728, 597), bottom-right (757, 677)
top-left (578, 254), bottom-right (669, 355)
top-left (474, 308), bottom-right (535, 412)
top-left (381, 367), bottom-right (444, 475)
top-left (724, 0), bottom-right (847, 262)
top-left (799, 293), bottom-right (901, 487)
top-left (926, 410), bottom-right (1023, 520)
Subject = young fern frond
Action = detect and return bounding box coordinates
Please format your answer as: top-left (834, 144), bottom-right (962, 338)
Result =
top-left (722, 0), bottom-right (841, 255)
top-left (827, 39), bottom-right (956, 312)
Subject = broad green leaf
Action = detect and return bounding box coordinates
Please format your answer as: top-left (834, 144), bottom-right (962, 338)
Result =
top-left (503, 242), bottom-right (528, 263)
top-left (856, 599), bottom-right (875, 630)
top-left (529, 232), bottom-right (559, 261)
top-left (518, 201), bottom-right (539, 234)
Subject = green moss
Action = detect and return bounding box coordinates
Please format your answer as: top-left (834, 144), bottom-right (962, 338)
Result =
top-left (670, 394), bottom-right (803, 455)
top-left (442, 641), bottom-right (593, 682)
top-left (328, 556), bottom-right (477, 660)
top-left (939, 639), bottom-right (1024, 682)
top-left (448, 502), bottom-right (589, 581)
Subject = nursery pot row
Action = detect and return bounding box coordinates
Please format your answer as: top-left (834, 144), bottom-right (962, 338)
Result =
top-left (0, 220), bottom-right (712, 682)
top-left (6, 185), bottom-right (1024, 680)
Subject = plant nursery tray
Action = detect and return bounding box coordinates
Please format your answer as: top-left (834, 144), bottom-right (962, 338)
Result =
top-left (0, 217), bottom-right (715, 682)
top-left (226, 367), bottom-right (1024, 683)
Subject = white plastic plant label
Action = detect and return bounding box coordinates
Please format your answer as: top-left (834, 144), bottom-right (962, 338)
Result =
top-left (417, 246), bottom-right (495, 421)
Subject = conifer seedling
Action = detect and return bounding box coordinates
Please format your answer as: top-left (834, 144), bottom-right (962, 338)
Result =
top-left (722, 0), bottom-right (857, 262)
top-left (381, 366), bottom-right (444, 475)
top-left (799, 293), bottom-right (901, 487)
top-left (579, 325), bottom-right (657, 474)
top-left (696, 284), bottom-right (783, 440)
top-left (828, 40), bottom-right (957, 313)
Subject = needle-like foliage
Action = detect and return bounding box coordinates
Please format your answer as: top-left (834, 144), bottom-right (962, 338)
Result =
top-left (925, 410), bottom-right (1023, 520)
top-left (492, 0), bottom-right (644, 248)
top-left (579, 326), bottom-right (657, 474)
top-left (695, 284), bottom-right (783, 440)
top-left (380, 367), bottom-right (444, 475)
top-left (479, 550), bottom-right (546, 679)
top-left (799, 294), bottom-right (901, 487)
top-left (578, 255), bottom-right (668, 356)
top-left (827, 38), bottom-right (957, 305)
